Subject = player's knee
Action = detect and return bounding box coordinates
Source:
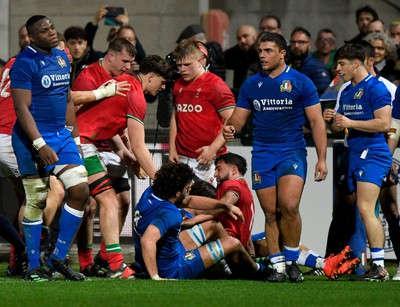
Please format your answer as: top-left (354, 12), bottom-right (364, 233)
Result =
top-left (57, 165), bottom-right (88, 190)
top-left (89, 174), bottom-right (113, 197)
top-left (22, 177), bottom-right (49, 221)
top-left (206, 239), bottom-right (226, 264)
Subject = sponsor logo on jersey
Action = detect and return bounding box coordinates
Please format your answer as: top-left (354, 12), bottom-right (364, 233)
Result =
top-left (293, 163), bottom-right (298, 170)
top-left (258, 82), bottom-right (263, 88)
top-left (280, 80), bottom-right (292, 92)
top-left (41, 75), bottom-right (52, 88)
top-left (252, 98), bottom-right (293, 112)
top-left (358, 170), bottom-right (363, 177)
top-left (57, 56), bottom-right (67, 68)
top-left (353, 89), bottom-right (364, 99)
top-left (184, 251), bottom-right (196, 261)
top-left (253, 171), bottom-right (261, 184)
top-left (176, 103), bottom-right (203, 112)
top-left (179, 88), bottom-right (183, 94)
top-left (40, 60), bottom-right (46, 66)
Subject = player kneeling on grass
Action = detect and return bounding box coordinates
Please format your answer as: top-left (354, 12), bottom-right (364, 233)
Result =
top-left (133, 162), bottom-right (267, 280)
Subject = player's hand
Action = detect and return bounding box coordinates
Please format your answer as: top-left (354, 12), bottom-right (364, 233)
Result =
top-left (314, 160), bottom-right (328, 182)
top-left (115, 81), bottom-right (131, 97)
top-left (131, 162), bottom-right (148, 180)
top-left (223, 125), bottom-right (235, 142)
top-left (195, 146), bottom-right (215, 165)
top-left (151, 274), bottom-right (176, 281)
top-left (38, 145), bottom-right (59, 166)
top-left (225, 203), bottom-right (244, 223)
top-left (323, 108), bottom-right (335, 123)
top-left (334, 113), bottom-right (351, 129)
top-left (169, 151), bottom-right (180, 163)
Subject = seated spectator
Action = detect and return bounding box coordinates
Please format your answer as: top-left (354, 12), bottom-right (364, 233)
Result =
top-left (364, 32), bottom-right (400, 84)
top-left (312, 28), bottom-right (337, 77)
top-left (389, 19), bottom-right (400, 59)
top-left (346, 5), bottom-right (378, 43)
top-left (289, 27), bottom-right (332, 94)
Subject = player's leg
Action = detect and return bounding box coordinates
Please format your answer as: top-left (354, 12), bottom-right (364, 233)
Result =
top-left (256, 186), bottom-right (286, 281)
top-left (49, 164), bottom-right (88, 281)
top-left (180, 219), bottom-right (229, 251)
top-left (357, 181), bottom-right (388, 281)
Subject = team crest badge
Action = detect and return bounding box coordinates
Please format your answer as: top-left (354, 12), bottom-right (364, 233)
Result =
top-left (57, 56), bottom-right (67, 68)
top-left (184, 251), bottom-right (196, 261)
top-left (353, 89), bottom-right (364, 99)
top-left (253, 171), bottom-right (261, 184)
top-left (280, 80), bottom-right (292, 92)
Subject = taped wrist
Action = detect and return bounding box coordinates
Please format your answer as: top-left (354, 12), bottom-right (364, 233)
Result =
top-left (92, 82), bottom-right (117, 100)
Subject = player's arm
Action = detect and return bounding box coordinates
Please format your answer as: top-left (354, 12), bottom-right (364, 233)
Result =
top-left (72, 81), bottom-right (130, 106)
top-left (196, 108), bottom-right (234, 165)
top-left (183, 195), bottom-right (243, 222)
top-left (141, 224), bottom-right (163, 280)
top-left (335, 105), bottom-right (391, 133)
top-left (65, 88), bottom-right (79, 139)
top-left (305, 103), bottom-right (328, 181)
top-left (127, 118), bottom-right (157, 180)
top-left (168, 110), bottom-right (179, 163)
top-left (181, 213), bottom-right (217, 229)
top-left (223, 107), bottom-right (251, 142)
top-left (12, 87), bottom-right (59, 165)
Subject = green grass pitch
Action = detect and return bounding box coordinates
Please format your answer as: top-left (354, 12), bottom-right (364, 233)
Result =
top-left (0, 262), bottom-right (399, 307)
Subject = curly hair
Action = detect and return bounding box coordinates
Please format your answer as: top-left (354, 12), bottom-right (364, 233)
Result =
top-left (152, 162), bottom-right (195, 200)
top-left (363, 32), bottom-right (398, 61)
top-left (215, 152), bottom-right (247, 175)
top-left (140, 55), bottom-right (171, 80)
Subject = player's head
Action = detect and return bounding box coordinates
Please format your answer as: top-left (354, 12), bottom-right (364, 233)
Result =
top-left (173, 39), bottom-right (206, 82)
top-left (64, 26), bottom-right (88, 60)
top-left (356, 40), bottom-right (376, 71)
top-left (256, 32), bottom-right (287, 72)
top-left (335, 43), bottom-right (365, 82)
top-left (105, 38), bottom-right (137, 76)
top-left (139, 55), bottom-right (171, 96)
top-left (189, 180), bottom-right (217, 198)
top-left (26, 15), bottom-right (58, 50)
top-left (290, 27), bottom-right (312, 60)
top-left (214, 153), bottom-right (247, 184)
top-left (152, 162), bottom-right (195, 202)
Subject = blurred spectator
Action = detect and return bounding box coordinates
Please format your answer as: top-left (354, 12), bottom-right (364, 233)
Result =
top-left (346, 5), bottom-right (378, 43)
top-left (313, 28), bottom-right (337, 76)
top-left (367, 19), bottom-right (386, 34)
top-left (225, 25), bottom-right (258, 90)
top-left (64, 26), bottom-right (103, 85)
top-left (289, 27), bottom-right (331, 94)
top-left (364, 32), bottom-right (400, 84)
top-left (389, 19), bottom-right (400, 59)
top-left (258, 15), bottom-right (282, 34)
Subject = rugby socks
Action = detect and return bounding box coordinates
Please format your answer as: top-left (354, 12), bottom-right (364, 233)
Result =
top-left (52, 205), bottom-right (84, 260)
top-left (370, 247), bottom-right (384, 267)
top-left (270, 252), bottom-right (286, 273)
top-left (106, 244), bottom-right (124, 271)
top-left (78, 244), bottom-right (93, 271)
top-left (297, 249), bottom-right (324, 269)
top-left (99, 241), bottom-right (107, 260)
top-left (22, 219), bottom-right (42, 271)
top-left (284, 246), bottom-right (300, 265)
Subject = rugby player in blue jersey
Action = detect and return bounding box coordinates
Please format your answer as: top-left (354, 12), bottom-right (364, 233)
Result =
top-left (324, 43), bottom-right (392, 281)
top-left (223, 32), bottom-right (327, 283)
top-left (10, 15), bottom-right (89, 281)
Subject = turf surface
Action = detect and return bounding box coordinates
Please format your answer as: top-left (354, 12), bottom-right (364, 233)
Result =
top-left (0, 262), bottom-right (399, 307)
